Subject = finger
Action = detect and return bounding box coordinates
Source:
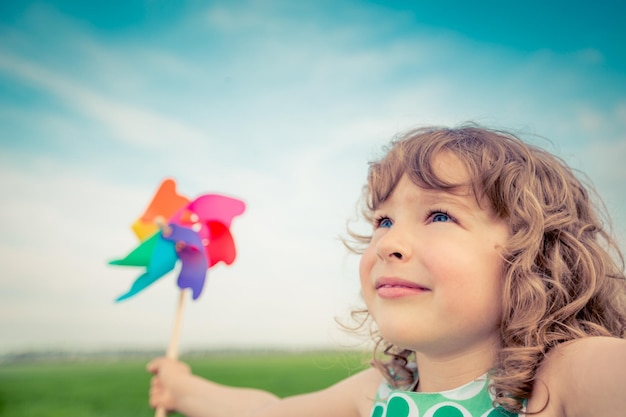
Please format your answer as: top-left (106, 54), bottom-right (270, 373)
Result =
top-left (149, 381), bottom-right (167, 405)
top-left (149, 391), bottom-right (161, 409)
top-left (146, 357), bottom-right (165, 373)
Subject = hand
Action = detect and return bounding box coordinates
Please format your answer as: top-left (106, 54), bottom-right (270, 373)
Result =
top-left (147, 357), bottom-right (192, 411)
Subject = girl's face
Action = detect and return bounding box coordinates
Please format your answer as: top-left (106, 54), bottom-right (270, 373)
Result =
top-left (359, 152), bottom-right (510, 358)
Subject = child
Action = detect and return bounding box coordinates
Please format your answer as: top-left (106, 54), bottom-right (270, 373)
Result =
top-left (147, 125), bottom-right (626, 417)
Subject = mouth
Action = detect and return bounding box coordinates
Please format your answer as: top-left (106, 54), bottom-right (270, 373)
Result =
top-left (375, 277), bottom-right (430, 299)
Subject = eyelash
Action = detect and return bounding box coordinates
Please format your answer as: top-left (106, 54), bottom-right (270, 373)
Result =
top-left (427, 208), bottom-right (453, 222)
top-left (373, 208), bottom-right (453, 228)
top-left (374, 215), bottom-right (392, 228)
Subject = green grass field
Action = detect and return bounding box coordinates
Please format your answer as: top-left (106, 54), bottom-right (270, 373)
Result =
top-left (0, 351), bottom-right (368, 417)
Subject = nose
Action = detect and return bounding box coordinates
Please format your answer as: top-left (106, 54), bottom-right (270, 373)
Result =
top-left (375, 227), bottom-right (411, 262)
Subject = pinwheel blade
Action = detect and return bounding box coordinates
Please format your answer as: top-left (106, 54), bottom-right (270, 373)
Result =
top-left (205, 221), bottom-right (237, 266)
top-left (177, 248), bottom-right (208, 300)
top-left (162, 224), bottom-right (209, 300)
top-left (115, 234), bottom-right (177, 302)
top-left (184, 194), bottom-right (245, 227)
top-left (132, 179), bottom-right (190, 240)
top-left (109, 232), bottom-right (160, 267)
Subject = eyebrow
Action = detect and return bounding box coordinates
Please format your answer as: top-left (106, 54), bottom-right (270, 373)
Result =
top-left (419, 188), bottom-right (477, 212)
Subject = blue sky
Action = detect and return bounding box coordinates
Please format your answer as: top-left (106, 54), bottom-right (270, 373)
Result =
top-left (1, 0), bottom-right (625, 354)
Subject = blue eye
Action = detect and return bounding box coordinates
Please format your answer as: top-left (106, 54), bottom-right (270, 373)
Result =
top-left (376, 217), bottom-right (393, 228)
top-left (431, 212), bottom-right (450, 223)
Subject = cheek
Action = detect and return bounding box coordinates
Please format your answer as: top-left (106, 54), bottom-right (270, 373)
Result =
top-left (358, 246), bottom-right (377, 296)
top-left (420, 244), bottom-right (462, 279)
top-left (359, 246), bottom-right (375, 281)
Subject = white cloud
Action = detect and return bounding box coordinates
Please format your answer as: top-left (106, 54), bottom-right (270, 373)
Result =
top-left (574, 48), bottom-right (604, 65)
top-left (0, 52), bottom-right (211, 149)
top-left (1, 0), bottom-right (625, 354)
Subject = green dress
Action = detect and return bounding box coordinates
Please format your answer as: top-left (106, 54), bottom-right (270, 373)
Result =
top-left (369, 374), bottom-right (519, 417)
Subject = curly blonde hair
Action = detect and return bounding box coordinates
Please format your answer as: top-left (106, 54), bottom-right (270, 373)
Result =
top-left (348, 124), bottom-right (626, 413)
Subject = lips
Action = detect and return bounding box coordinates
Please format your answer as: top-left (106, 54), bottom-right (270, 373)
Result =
top-left (375, 277), bottom-right (430, 299)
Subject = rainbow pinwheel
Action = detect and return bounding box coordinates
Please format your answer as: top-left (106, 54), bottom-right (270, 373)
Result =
top-left (109, 178), bottom-right (245, 302)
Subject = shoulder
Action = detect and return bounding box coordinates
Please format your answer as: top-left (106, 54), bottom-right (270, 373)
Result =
top-left (533, 336), bottom-right (626, 417)
top-left (323, 367), bottom-right (385, 417)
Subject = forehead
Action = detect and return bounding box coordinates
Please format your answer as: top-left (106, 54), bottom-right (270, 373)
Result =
top-left (403, 149), bottom-right (474, 196)
top-left (368, 141), bottom-right (486, 212)
top-left (404, 151), bottom-right (490, 212)
top-left (428, 151), bottom-right (471, 185)
top-left (390, 174), bottom-right (474, 212)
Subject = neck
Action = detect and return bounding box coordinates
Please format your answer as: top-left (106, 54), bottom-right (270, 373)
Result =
top-left (413, 337), bottom-right (499, 393)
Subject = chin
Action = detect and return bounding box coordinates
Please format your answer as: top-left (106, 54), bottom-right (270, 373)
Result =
top-left (376, 323), bottom-right (420, 351)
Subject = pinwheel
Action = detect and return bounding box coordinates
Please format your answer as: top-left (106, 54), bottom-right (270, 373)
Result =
top-left (108, 178), bottom-right (245, 417)
top-left (109, 178), bottom-right (245, 301)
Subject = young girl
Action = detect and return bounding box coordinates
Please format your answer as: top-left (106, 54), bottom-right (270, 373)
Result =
top-left (147, 125), bottom-right (626, 417)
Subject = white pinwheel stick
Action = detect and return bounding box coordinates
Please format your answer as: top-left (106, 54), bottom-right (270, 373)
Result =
top-left (155, 289), bottom-right (187, 417)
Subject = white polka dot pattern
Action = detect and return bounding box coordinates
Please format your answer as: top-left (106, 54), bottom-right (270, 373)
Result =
top-left (369, 376), bottom-right (517, 417)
